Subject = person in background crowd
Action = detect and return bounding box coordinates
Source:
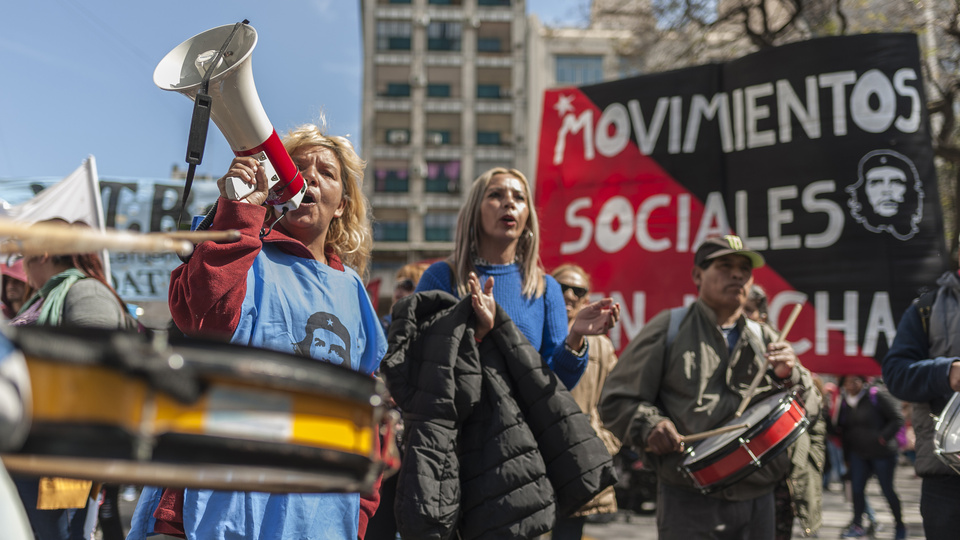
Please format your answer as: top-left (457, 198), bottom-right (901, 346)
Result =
top-left (600, 235), bottom-right (820, 539)
top-left (882, 257), bottom-right (960, 540)
top-left (821, 381), bottom-right (847, 490)
top-left (1, 258), bottom-right (33, 320)
top-left (827, 377), bottom-right (881, 536)
top-left (745, 284), bottom-right (825, 539)
top-left (549, 263), bottom-right (621, 539)
top-left (897, 402), bottom-right (916, 465)
top-left (830, 375), bottom-right (905, 540)
top-left (743, 283), bottom-right (768, 325)
top-left (126, 122), bottom-right (387, 540)
top-left (379, 261), bottom-right (430, 334)
top-left (414, 167), bottom-right (619, 390)
top-left (8, 220), bottom-right (129, 540)
top-left (367, 260), bottom-right (429, 540)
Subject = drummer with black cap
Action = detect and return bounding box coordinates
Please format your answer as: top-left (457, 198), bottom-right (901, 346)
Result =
top-left (600, 234), bottom-right (820, 539)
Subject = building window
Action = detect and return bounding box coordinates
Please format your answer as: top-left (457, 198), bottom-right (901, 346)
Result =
top-left (384, 83), bottom-right (411, 97)
top-left (477, 38), bottom-right (501, 52)
top-left (425, 161), bottom-right (460, 193)
top-left (427, 84), bottom-right (451, 98)
top-left (424, 213), bottom-right (457, 242)
top-left (477, 131), bottom-right (501, 145)
top-left (428, 22), bottom-right (461, 51)
top-left (428, 0), bottom-right (452, 3)
top-left (426, 130), bottom-right (451, 145)
top-left (477, 84), bottom-right (502, 99)
top-left (555, 55), bottom-right (604, 85)
top-left (385, 129), bottom-right (410, 145)
top-left (374, 221), bottom-right (409, 242)
top-left (377, 21), bottom-right (411, 51)
top-left (389, 0), bottom-right (412, 3)
top-left (478, 0), bottom-right (510, 5)
top-left (373, 168), bottom-right (409, 192)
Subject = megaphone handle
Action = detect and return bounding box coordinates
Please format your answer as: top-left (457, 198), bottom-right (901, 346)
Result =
top-left (225, 176), bottom-right (255, 201)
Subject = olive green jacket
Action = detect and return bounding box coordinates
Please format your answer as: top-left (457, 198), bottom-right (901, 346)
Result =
top-left (599, 299), bottom-right (821, 501)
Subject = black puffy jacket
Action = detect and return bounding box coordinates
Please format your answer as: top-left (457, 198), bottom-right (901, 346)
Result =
top-left (381, 291), bottom-right (617, 540)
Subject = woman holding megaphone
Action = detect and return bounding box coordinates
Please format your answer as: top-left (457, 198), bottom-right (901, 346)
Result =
top-left (126, 122), bottom-right (387, 540)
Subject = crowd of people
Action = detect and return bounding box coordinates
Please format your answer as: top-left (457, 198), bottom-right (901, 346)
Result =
top-left (0, 120), bottom-right (953, 540)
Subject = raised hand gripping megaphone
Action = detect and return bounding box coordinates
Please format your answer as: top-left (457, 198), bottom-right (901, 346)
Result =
top-left (154, 22), bottom-right (305, 213)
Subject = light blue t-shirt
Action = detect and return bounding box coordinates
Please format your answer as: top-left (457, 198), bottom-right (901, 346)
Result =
top-left (127, 245), bottom-right (387, 540)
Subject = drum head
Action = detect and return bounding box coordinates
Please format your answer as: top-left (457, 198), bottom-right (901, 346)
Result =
top-left (937, 393), bottom-right (960, 454)
top-left (684, 391), bottom-right (793, 465)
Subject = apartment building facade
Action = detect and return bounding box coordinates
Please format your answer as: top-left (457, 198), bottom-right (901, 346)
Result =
top-left (361, 0), bottom-right (641, 310)
top-left (360, 0), bottom-right (528, 304)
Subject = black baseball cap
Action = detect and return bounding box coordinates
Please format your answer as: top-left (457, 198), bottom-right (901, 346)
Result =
top-left (694, 235), bottom-right (765, 268)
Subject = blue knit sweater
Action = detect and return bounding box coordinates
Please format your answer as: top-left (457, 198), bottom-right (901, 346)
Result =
top-left (416, 260), bottom-right (587, 389)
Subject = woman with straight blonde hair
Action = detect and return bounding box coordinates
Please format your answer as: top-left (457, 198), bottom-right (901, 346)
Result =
top-left (415, 167), bottom-right (619, 389)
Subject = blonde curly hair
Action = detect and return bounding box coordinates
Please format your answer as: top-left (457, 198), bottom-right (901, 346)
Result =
top-left (282, 123), bottom-right (373, 278)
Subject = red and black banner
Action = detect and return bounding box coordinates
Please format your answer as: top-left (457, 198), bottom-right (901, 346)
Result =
top-left (535, 33), bottom-right (946, 375)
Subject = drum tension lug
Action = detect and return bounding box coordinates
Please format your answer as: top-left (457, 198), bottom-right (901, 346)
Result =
top-left (738, 437), bottom-right (762, 467)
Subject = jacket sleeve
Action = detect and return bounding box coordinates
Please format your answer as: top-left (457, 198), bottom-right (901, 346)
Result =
top-left (882, 303), bottom-right (956, 403)
top-left (543, 277), bottom-right (588, 389)
top-left (168, 199), bottom-right (267, 338)
top-left (598, 310), bottom-right (670, 451)
top-left (876, 387), bottom-right (905, 445)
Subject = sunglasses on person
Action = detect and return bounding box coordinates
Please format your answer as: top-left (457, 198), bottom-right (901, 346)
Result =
top-left (395, 279), bottom-right (416, 292)
top-left (559, 283), bottom-right (588, 299)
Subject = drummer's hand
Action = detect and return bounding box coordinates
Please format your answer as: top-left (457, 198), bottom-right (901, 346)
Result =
top-left (949, 361), bottom-right (960, 393)
top-left (646, 419), bottom-right (684, 455)
top-left (766, 341), bottom-right (796, 379)
top-left (218, 156), bottom-right (269, 206)
top-left (469, 272), bottom-right (495, 341)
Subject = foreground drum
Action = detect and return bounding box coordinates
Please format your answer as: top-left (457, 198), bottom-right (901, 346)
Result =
top-left (934, 392), bottom-right (960, 474)
top-left (0, 325), bottom-right (395, 494)
top-left (681, 390), bottom-right (809, 493)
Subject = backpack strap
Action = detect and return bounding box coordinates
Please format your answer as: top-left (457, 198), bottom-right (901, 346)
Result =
top-left (666, 306), bottom-right (688, 351)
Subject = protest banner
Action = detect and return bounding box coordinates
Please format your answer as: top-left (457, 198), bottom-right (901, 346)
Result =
top-left (2, 172), bottom-right (219, 303)
top-left (535, 33), bottom-right (946, 374)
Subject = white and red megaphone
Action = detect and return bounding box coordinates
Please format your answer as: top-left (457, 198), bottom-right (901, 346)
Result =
top-left (154, 23), bottom-right (305, 213)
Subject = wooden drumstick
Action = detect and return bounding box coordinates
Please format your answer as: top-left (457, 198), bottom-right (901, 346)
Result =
top-left (0, 218), bottom-right (201, 257)
top-left (681, 422), bottom-right (750, 444)
top-left (734, 302), bottom-right (803, 418)
top-left (643, 422), bottom-right (750, 452)
top-left (162, 230), bottom-right (241, 243)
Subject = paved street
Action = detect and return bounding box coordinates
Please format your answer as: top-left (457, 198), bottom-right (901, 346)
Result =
top-left (580, 462), bottom-right (923, 540)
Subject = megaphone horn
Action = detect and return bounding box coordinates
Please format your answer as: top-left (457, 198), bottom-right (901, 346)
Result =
top-left (154, 22), bottom-right (305, 213)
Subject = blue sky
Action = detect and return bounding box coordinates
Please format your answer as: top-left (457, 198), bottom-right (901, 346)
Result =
top-left (1, 0), bottom-right (588, 182)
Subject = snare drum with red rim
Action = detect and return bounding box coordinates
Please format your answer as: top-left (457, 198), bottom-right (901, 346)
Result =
top-left (934, 392), bottom-right (960, 474)
top-left (681, 390), bottom-right (809, 493)
top-left (1, 325), bottom-right (396, 494)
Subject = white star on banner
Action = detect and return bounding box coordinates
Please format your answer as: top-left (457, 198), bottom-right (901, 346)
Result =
top-left (554, 94), bottom-right (575, 116)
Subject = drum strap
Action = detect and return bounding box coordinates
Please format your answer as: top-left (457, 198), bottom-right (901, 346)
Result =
top-left (741, 319), bottom-right (775, 383)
